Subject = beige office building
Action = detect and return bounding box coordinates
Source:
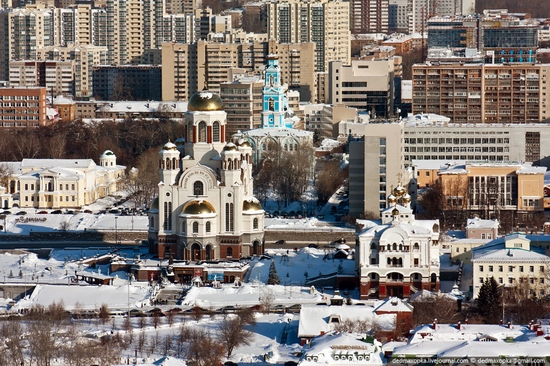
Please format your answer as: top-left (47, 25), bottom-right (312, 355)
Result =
top-left (220, 76), bottom-right (264, 139)
top-left (9, 60), bottom-right (75, 98)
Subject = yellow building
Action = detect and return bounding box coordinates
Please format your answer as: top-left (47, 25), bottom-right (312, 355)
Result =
top-left (438, 161), bottom-right (546, 230)
top-left (472, 234), bottom-right (549, 299)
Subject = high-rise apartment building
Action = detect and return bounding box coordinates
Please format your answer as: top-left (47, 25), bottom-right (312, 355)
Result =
top-left (9, 60), bottom-right (75, 97)
top-left (267, 0), bottom-right (350, 72)
top-left (220, 76), bottom-right (263, 139)
top-left (92, 65), bottom-right (162, 100)
top-left (412, 63), bottom-right (550, 123)
top-left (350, 0), bottom-right (389, 34)
top-left (162, 40), bottom-right (317, 102)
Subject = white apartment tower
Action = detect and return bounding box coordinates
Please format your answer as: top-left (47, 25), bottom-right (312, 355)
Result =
top-left (267, 0), bottom-right (350, 72)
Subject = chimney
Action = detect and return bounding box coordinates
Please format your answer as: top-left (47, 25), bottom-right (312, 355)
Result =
top-left (465, 319), bottom-right (469, 325)
top-left (500, 319), bottom-right (503, 325)
top-left (432, 319), bottom-right (437, 330)
top-left (457, 321), bottom-right (461, 330)
top-left (507, 322), bottom-right (511, 329)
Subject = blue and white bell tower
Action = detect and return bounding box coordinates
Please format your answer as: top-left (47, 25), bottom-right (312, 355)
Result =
top-left (261, 55), bottom-right (293, 129)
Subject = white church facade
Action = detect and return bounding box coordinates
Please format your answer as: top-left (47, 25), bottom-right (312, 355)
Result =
top-left (355, 186), bottom-right (440, 299)
top-left (147, 88), bottom-right (265, 262)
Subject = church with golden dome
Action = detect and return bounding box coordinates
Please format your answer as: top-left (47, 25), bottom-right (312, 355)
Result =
top-left (355, 184), bottom-right (440, 299)
top-left (147, 87), bottom-right (265, 268)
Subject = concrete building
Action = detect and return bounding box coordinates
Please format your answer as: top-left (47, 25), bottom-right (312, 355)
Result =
top-left (92, 65), bottom-right (162, 101)
top-left (401, 114), bottom-right (550, 168)
top-left (9, 60), bottom-right (75, 98)
top-left (147, 88), bottom-right (265, 262)
top-left (472, 234), bottom-right (549, 299)
top-left (350, 0), bottom-right (389, 34)
top-left (355, 200), bottom-right (440, 299)
top-left (347, 121), bottom-right (407, 216)
top-left (2, 151), bottom-right (124, 209)
top-left (267, 0), bottom-right (350, 72)
top-left (329, 58), bottom-right (396, 117)
top-left (302, 104), bottom-right (357, 139)
top-left (51, 95), bottom-right (76, 122)
top-left (0, 87), bottom-right (48, 127)
top-left (412, 63), bottom-right (550, 123)
top-left (220, 76), bottom-right (264, 139)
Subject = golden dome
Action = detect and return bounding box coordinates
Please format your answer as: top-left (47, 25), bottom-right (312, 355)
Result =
top-left (163, 141), bottom-right (178, 151)
top-left (238, 138), bottom-right (251, 147)
top-left (187, 90), bottom-right (224, 112)
top-left (182, 200), bottom-right (216, 215)
top-left (402, 194), bottom-right (411, 203)
top-left (223, 143), bottom-right (239, 152)
top-left (150, 197), bottom-right (159, 210)
top-left (392, 207), bottom-right (400, 216)
top-left (393, 185), bottom-right (406, 197)
top-left (243, 199), bottom-right (262, 212)
top-left (387, 194), bottom-right (397, 203)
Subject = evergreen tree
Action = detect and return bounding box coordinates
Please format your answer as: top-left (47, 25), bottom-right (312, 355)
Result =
top-left (476, 276), bottom-right (501, 324)
top-left (267, 261), bottom-right (280, 285)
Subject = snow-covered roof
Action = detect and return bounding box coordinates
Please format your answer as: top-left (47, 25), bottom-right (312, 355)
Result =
top-left (466, 217), bottom-right (499, 230)
top-left (20, 158), bottom-right (96, 170)
top-left (412, 159), bottom-right (466, 170)
top-left (472, 247), bottom-right (549, 262)
top-left (373, 297), bottom-right (413, 313)
top-left (243, 127), bottom-right (313, 138)
top-left (98, 101), bottom-right (188, 113)
top-left (300, 332), bottom-right (384, 365)
top-left (298, 304), bottom-right (395, 338)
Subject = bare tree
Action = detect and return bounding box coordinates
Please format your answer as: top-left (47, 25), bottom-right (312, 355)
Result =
top-left (0, 322), bottom-right (25, 366)
top-left (259, 289), bottom-right (275, 314)
top-left (98, 303), bottom-right (110, 325)
top-left (162, 333), bottom-right (174, 356)
top-left (315, 159), bottom-right (347, 204)
top-left (186, 328), bottom-right (225, 366)
top-left (191, 306), bottom-right (204, 322)
top-left (123, 147), bottom-right (160, 208)
top-left (0, 163), bottom-right (13, 190)
top-left (216, 308), bottom-right (256, 358)
top-left (166, 310), bottom-right (176, 327)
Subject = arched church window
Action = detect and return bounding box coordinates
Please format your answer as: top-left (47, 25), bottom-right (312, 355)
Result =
top-left (253, 218), bottom-right (258, 230)
top-left (268, 98), bottom-right (274, 111)
top-left (269, 75), bottom-right (274, 86)
top-left (206, 221), bottom-right (211, 233)
top-left (392, 243), bottom-right (397, 251)
top-left (192, 222), bottom-right (199, 234)
top-left (227, 247), bottom-right (233, 257)
top-left (194, 181), bottom-right (204, 196)
top-left (213, 121), bottom-right (220, 142)
top-left (198, 121), bottom-right (207, 142)
top-left (413, 243), bottom-right (419, 250)
top-left (284, 144), bottom-right (288, 151)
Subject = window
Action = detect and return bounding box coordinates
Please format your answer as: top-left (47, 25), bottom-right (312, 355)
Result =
top-left (488, 266), bottom-right (493, 272)
top-left (508, 278), bottom-right (513, 284)
top-left (540, 266), bottom-right (545, 273)
top-left (192, 222), bottom-right (199, 234)
top-left (193, 181), bottom-right (204, 196)
top-left (519, 266), bottom-right (524, 272)
top-left (198, 121), bottom-right (207, 142)
top-left (530, 266), bottom-right (534, 272)
top-left (508, 266), bottom-right (513, 272)
top-left (213, 121), bottom-right (220, 142)
top-left (499, 266), bottom-right (503, 272)
top-left (253, 218), bottom-right (258, 230)
top-left (24, 184), bottom-right (28, 190)
top-left (71, 184), bottom-right (75, 190)
top-left (206, 221), bottom-right (211, 233)
top-left (498, 277), bottom-right (503, 284)
top-left (479, 265), bottom-right (484, 272)
top-left (227, 247), bottom-right (233, 257)
top-left (479, 277), bottom-right (484, 284)
top-left (72, 196), bottom-right (75, 202)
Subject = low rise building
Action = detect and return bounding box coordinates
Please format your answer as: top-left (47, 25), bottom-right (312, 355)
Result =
top-left (0, 86), bottom-right (48, 127)
top-left (2, 150), bottom-right (124, 209)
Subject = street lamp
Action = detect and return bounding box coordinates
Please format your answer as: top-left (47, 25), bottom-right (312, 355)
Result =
top-left (115, 216), bottom-right (118, 245)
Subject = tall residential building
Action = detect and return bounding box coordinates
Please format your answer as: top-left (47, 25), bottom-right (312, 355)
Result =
top-left (348, 121), bottom-right (407, 216)
top-left (162, 42), bottom-right (199, 101)
top-left (328, 59), bottom-right (396, 117)
top-left (267, 0), bottom-right (350, 72)
top-left (412, 63), bottom-right (550, 123)
top-left (388, 0), bottom-right (408, 33)
top-left (267, 40), bottom-right (316, 103)
top-left (9, 60), bottom-right (75, 97)
top-left (220, 76), bottom-right (263, 139)
top-left (350, 0), bottom-right (389, 34)
top-left (0, 87), bottom-right (48, 127)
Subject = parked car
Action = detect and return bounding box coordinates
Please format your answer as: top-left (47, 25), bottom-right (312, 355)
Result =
top-left (307, 243), bottom-right (319, 249)
top-left (275, 239), bottom-right (286, 245)
top-left (15, 211), bottom-right (27, 216)
top-left (51, 209), bottom-right (62, 214)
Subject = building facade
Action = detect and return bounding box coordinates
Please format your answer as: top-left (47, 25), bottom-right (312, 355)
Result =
top-left (2, 151), bottom-right (124, 209)
top-left (220, 76), bottom-right (263, 139)
top-left (0, 87), bottom-right (48, 127)
top-left (350, 0), bottom-right (389, 34)
top-left (412, 63), bottom-right (550, 123)
top-left (355, 198), bottom-right (440, 299)
top-left (267, 0), bottom-right (350, 72)
top-left (147, 88), bottom-right (265, 261)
